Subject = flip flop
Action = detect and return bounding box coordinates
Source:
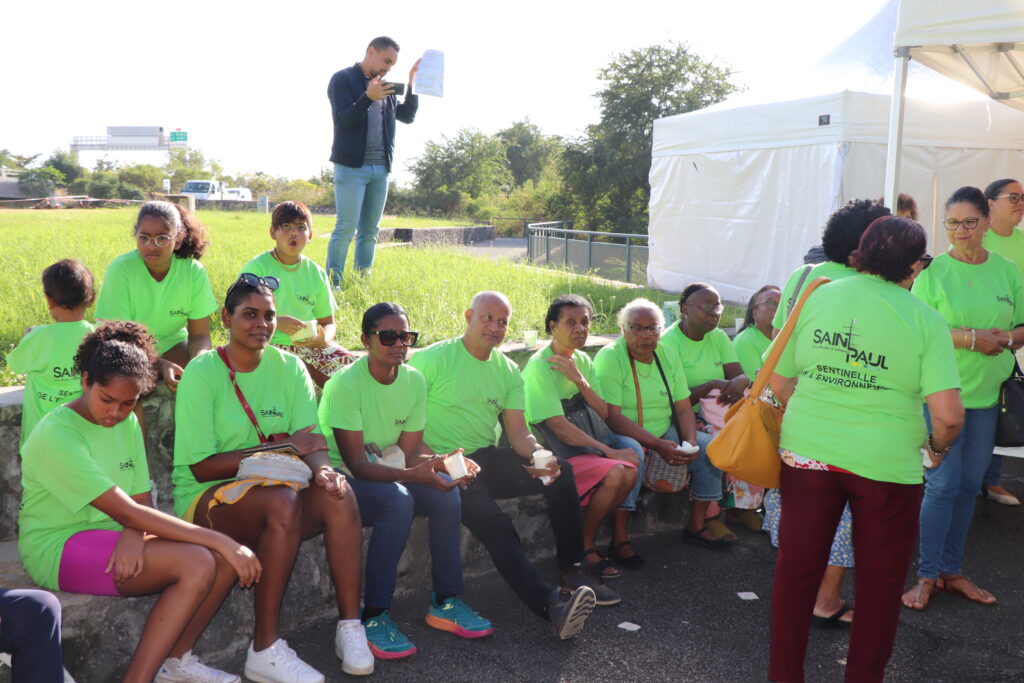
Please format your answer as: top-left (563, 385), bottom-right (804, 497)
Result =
top-left (812, 601), bottom-right (853, 629)
top-left (901, 577), bottom-right (937, 610)
top-left (682, 527), bottom-right (734, 551)
top-left (937, 574), bottom-right (997, 605)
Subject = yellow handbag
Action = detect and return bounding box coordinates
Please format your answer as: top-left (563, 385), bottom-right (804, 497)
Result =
top-left (707, 276), bottom-right (831, 488)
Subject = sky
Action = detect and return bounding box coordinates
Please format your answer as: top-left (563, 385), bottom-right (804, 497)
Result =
top-left (3, 0), bottom-right (896, 186)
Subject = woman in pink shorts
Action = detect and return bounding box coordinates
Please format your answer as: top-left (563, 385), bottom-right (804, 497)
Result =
top-left (18, 321), bottom-right (261, 683)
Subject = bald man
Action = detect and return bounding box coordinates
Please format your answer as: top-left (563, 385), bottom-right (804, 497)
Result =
top-left (407, 292), bottom-right (612, 639)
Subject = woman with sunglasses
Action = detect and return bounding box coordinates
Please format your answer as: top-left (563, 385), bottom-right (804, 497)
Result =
top-left (318, 302), bottom-right (493, 661)
top-left (95, 201), bottom-right (216, 393)
top-left (904, 186), bottom-right (1024, 611)
top-left (980, 178), bottom-right (1024, 506)
top-left (240, 200), bottom-right (353, 388)
top-left (659, 284), bottom-right (758, 542)
top-left (172, 274), bottom-right (372, 681)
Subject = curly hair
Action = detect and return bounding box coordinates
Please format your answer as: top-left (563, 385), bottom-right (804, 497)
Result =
top-left (544, 294), bottom-right (593, 334)
top-left (172, 204), bottom-right (210, 259)
top-left (75, 321), bottom-right (158, 392)
top-left (41, 259), bottom-right (95, 309)
top-left (821, 199), bottom-right (892, 265)
top-left (850, 216), bottom-right (926, 284)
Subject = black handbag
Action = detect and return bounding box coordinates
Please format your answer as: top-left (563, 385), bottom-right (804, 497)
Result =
top-left (995, 361), bottom-right (1024, 447)
top-left (531, 393), bottom-right (617, 458)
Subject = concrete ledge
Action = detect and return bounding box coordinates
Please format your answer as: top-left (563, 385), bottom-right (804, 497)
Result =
top-left (378, 225), bottom-right (495, 246)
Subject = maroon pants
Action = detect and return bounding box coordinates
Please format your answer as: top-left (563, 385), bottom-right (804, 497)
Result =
top-left (768, 464), bottom-right (922, 683)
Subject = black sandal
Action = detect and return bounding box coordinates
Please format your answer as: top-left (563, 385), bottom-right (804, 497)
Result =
top-left (583, 548), bottom-right (622, 579)
top-left (608, 540), bottom-right (645, 568)
top-left (682, 527), bottom-right (734, 551)
top-left (812, 601), bottom-right (853, 629)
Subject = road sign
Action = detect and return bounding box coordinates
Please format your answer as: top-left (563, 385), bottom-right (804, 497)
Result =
top-left (169, 131), bottom-right (187, 142)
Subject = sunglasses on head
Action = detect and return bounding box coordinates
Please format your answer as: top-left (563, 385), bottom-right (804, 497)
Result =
top-left (227, 272), bottom-right (280, 297)
top-left (368, 330), bottom-right (419, 347)
top-left (919, 254), bottom-right (933, 269)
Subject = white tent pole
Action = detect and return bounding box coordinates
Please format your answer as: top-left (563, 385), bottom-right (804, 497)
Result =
top-left (884, 46), bottom-right (911, 210)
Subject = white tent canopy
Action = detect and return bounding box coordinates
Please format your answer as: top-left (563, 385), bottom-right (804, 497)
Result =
top-left (647, 90), bottom-right (1024, 302)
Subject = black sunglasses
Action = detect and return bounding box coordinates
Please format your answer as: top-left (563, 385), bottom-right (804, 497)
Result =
top-left (368, 330), bottom-right (419, 347)
top-left (919, 254), bottom-right (933, 270)
top-left (228, 273), bottom-right (280, 297)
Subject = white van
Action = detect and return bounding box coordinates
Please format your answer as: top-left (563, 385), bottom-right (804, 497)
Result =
top-left (225, 187), bottom-right (253, 201)
top-left (181, 179), bottom-right (225, 200)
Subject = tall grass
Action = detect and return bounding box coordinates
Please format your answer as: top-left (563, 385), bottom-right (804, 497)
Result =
top-left (0, 208), bottom-right (669, 385)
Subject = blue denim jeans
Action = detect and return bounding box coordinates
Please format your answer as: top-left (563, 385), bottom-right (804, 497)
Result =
top-left (609, 433), bottom-right (645, 510)
top-left (665, 426), bottom-right (722, 501)
top-left (983, 453), bottom-right (1003, 488)
top-left (328, 163), bottom-right (389, 285)
top-left (918, 405), bottom-right (998, 579)
top-left (344, 475), bottom-right (463, 608)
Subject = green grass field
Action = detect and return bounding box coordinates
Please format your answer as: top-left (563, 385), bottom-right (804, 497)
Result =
top-left (0, 208), bottom-right (671, 385)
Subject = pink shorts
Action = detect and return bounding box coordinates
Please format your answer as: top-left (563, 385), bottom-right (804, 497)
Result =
top-left (58, 529), bottom-right (122, 596)
top-left (570, 454), bottom-right (638, 506)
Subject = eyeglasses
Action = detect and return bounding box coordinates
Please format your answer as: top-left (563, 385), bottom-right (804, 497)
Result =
top-left (690, 303), bottom-right (725, 316)
top-left (996, 193), bottom-right (1023, 204)
top-left (919, 254), bottom-right (933, 270)
top-left (628, 324), bottom-right (662, 336)
top-left (136, 234), bottom-right (174, 248)
top-left (227, 272), bottom-right (280, 297)
top-left (943, 217), bottom-right (980, 231)
top-left (756, 300), bottom-right (780, 310)
top-left (368, 330), bottom-right (419, 347)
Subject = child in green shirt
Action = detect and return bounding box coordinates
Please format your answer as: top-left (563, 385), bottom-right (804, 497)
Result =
top-left (6, 259), bottom-right (95, 450)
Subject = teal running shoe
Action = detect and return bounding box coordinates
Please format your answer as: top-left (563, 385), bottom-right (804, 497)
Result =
top-left (425, 593), bottom-right (495, 638)
top-left (362, 611), bottom-right (417, 659)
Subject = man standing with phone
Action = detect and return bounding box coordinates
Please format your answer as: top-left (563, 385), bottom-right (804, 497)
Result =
top-left (327, 36), bottom-right (420, 287)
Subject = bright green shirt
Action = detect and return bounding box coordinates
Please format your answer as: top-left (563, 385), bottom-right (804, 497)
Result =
top-left (772, 261), bottom-right (857, 330)
top-left (660, 322), bottom-right (739, 388)
top-left (172, 346), bottom-right (321, 517)
top-left (406, 337), bottom-right (526, 455)
top-left (240, 252), bottom-right (337, 346)
top-left (732, 325), bottom-right (771, 379)
top-left (318, 356), bottom-right (427, 474)
top-left (522, 346), bottom-right (600, 426)
top-left (95, 251), bottom-right (217, 355)
top-left (983, 228), bottom-right (1024, 275)
top-left (19, 406), bottom-right (150, 589)
top-left (592, 336), bottom-right (689, 438)
top-left (774, 274), bottom-right (961, 484)
top-left (6, 320), bottom-right (94, 449)
top-left (912, 252), bottom-right (1024, 409)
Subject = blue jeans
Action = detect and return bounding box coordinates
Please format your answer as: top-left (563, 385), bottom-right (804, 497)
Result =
top-left (919, 406), bottom-right (998, 579)
top-left (610, 433), bottom-right (645, 511)
top-left (328, 163), bottom-right (389, 285)
top-left (0, 589), bottom-right (63, 682)
top-left (983, 453), bottom-right (1003, 488)
top-left (666, 426), bottom-right (722, 501)
top-left (345, 475), bottom-right (463, 608)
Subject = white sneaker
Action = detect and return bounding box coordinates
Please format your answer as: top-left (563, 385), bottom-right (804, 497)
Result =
top-left (243, 639), bottom-right (324, 683)
top-left (335, 621), bottom-right (374, 675)
top-left (155, 650), bottom-right (240, 683)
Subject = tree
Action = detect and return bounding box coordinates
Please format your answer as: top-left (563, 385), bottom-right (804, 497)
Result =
top-left (497, 119), bottom-right (561, 187)
top-left (560, 43), bottom-right (740, 232)
top-left (18, 167), bottom-right (65, 197)
top-left (0, 150), bottom-right (39, 170)
top-left (163, 148), bottom-right (224, 190)
top-left (44, 150), bottom-right (86, 186)
top-left (410, 128), bottom-right (511, 200)
top-left (118, 164), bottom-right (165, 193)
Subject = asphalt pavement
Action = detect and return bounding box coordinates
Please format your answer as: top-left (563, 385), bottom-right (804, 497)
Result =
top-left (223, 458), bottom-right (1024, 682)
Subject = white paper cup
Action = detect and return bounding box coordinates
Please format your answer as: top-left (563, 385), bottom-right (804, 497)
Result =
top-left (523, 330), bottom-right (539, 348)
top-left (532, 450), bottom-right (555, 485)
top-left (290, 320), bottom-right (318, 343)
top-left (676, 441), bottom-right (700, 455)
top-left (445, 451), bottom-right (469, 479)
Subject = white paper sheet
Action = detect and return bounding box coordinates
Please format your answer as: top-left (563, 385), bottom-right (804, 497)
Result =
top-left (414, 49), bottom-right (444, 97)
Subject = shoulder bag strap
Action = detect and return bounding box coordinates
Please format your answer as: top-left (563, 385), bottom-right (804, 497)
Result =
top-left (217, 346), bottom-right (269, 444)
top-left (752, 276), bottom-right (831, 399)
top-left (652, 351), bottom-right (683, 438)
top-left (628, 354), bottom-right (645, 428)
top-left (787, 264), bottom-right (815, 317)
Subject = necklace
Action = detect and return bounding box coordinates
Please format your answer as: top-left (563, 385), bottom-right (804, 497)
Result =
top-left (271, 249), bottom-right (301, 271)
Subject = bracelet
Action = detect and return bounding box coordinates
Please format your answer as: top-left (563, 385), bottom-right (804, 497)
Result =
top-left (969, 328), bottom-right (977, 352)
top-left (927, 434), bottom-right (951, 458)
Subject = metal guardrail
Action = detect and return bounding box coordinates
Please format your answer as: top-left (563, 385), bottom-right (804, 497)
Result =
top-left (526, 222), bottom-right (650, 284)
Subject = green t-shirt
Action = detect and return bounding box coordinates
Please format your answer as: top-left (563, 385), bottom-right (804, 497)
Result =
top-left (983, 228), bottom-right (1024, 275)
top-left (732, 325), bottom-right (771, 379)
top-left (522, 346), bottom-right (600, 426)
top-left (406, 337), bottom-right (526, 455)
top-left (774, 274), bottom-right (961, 484)
top-left (318, 356), bottom-right (427, 474)
top-left (19, 406), bottom-right (150, 589)
top-left (172, 346), bottom-right (321, 517)
top-left (6, 320), bottom-right (94, 449)
top-left (592, 337), bottom-right (689, 438)
top-left (240, 252), bottom-right (337, 346)
top-left (95, 251), bottom-right (218, 355)
top-left (912, 252), bottom-right (1024, 409)
top-left (660, 322), bottom-right (739, 388)
top-left (773, 261), bottom-right (858, 330)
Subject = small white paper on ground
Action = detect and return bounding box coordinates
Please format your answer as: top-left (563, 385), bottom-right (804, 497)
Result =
top-left (617, 622), bottom-right (641, 631)
top-left (414, 50), bottom-right (444, 97)
top-left (737, 592), bottom-right (759, 600)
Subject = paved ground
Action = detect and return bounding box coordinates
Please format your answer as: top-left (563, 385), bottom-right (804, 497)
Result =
top-left (216, 459), bottom-right (1024, 682)
top-left (454, 236), bottom-right (528, 261)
